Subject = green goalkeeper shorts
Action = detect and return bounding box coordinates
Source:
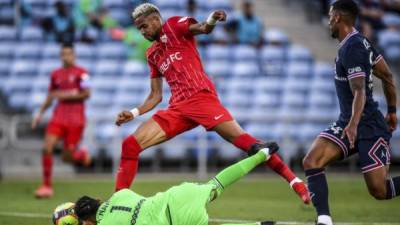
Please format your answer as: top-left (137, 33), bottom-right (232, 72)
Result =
top-left (165, 182), bottom-right (215, 225)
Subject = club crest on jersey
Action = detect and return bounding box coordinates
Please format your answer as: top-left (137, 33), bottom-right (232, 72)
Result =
top-left (160, 34), bottom-right (167, 43)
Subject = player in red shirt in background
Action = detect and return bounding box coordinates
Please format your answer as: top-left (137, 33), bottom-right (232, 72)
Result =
top-left (115, 3), bottom-right (311, 204)
top-left (32, 43), bottom-right (91, 198)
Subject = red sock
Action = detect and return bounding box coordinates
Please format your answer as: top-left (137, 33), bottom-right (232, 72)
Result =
top-left (232, 133), bottom-right (259, 151)
top-left (42, 154), bottom-right (53, 187)
top-left (72, 150), bottom-right (85, 163)
top-left (233, 133), bottom-right (296, 183)
top-left (115, 136), bottom-right (142, 191)
top-left (266, 154), bottom-right (296, 183)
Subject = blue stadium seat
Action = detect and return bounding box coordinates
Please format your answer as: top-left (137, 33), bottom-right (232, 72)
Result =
top-left (232, 62), bottom-right (259, 77)
top-left (254, 77), bottom-right (284, 94)
top-left (88, 90), bottom-right (115, 108)
top-left (206, 0), bottom-right (232, 11)
top-left (252, 91), bottom-right (280, 108)
top-left (20, 26), bottom-right (43, 42)
top-left (232, 45), bottom-right (258, 62)
top-left (287, 45), bottom-right (313, 63)
top-left (97, 42), bottom-right (127, 60)
top-left (217, 142), bottom-right (244, 162)
top-left (122, 61), bottom-right (147, 77)
top-left (263, 28), bottom-right (290, 46)
top-left (42, 43), bottom-right (60, 59)
top-left (102, 0), bottom-right (127, 8)
top-left (244, 122), bottom-right (279, 140)
top-left (314, 61), bottom-right (334, 79)
top-left (223, 91), bottom-right (251, 108)
top-left (91, 77), bottom-right (119, 93)
top-left (8, 91), bottom-right (31, 109)
top-left (38, 60), bottom-right (60, 76)
top-left (154, 0), bottom-right (184, 10)
top-left (226, 77), bottom-right (254, 93)
top-left (308, 90), bottom-right (336, 109)
top-left (378, 30), bottom-right (400, 61)
top-left (0, 26), bottom-right (16, 41)
top-left (205, 44), bottom-right (231, 61)
top-left (32, 76), bottom-right (49, 92)
top-left (305, 106), bottom-right (339, 122)
top-left (75, 43), bottom-right (95, 60)
top-left (0, 60), bottom-right (10, 78)
top-left (14, 43), bottom-right (41, 59)
top-left (205, 60), bottom-right (231, 78)
top-left (10, 60), bottom-right (38, 77)
top-left (260, 46), bottom-right (286, 76)
top-left (93, 60), bottom-right (121, 76)
top-left (281, 91), bottom-right (307, 108)
top-left (0, 42), bottom-right (15, 59)
top-left (286, 62), bottom-right (313, 79)
top-left (383, 13), bottom-right (400, 28)
top-left (4, 76), bottom-right (33, 95)
top-left (29, 90), bottom-right (47, 110)
top-left (310, 77), bottom-right (335, 93)
top-left (284, 77), bottom-right (309, 92)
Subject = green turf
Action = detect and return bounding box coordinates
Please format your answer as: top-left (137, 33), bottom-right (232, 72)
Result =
top-left (0, 177), bottom-right (399, 225)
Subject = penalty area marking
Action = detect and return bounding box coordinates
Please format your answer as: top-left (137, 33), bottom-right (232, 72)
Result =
top-left (0, 211), bottom-right (399, 225)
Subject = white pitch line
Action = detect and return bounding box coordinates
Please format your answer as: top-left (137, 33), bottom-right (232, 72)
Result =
top-left (1, 211), bottom-right (399, 225)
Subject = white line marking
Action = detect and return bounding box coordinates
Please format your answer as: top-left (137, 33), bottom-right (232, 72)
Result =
top-left (1, 211), bottom-right (399, 225)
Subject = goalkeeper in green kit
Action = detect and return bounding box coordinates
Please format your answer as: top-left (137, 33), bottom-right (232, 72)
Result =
top-left (74, 143), bottom-right (279, 225)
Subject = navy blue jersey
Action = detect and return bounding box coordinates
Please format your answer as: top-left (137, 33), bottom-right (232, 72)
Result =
top-left (334, 30), bottom-right (383, 123)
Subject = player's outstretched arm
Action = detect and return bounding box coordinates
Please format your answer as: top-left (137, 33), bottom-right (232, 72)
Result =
top-left (115, 78), bottom-right (163, 126)
top-left (189, 10), bottom-right (226, 35)
top-left (52, 89), bottom-right (91, 101)
top-left (373, 58), bottom-right (398, 131)
top-left (32, 93), bottom-right (54, 129)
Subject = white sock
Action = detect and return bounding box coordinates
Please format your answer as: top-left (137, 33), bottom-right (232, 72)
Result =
top-left (317, 215), bottom-right (333, 225)
top-left (258, 148), bottom-right (270, 161)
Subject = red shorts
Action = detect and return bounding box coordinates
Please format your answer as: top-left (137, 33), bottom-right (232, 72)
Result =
top-left (46, 122), bottom-right (84, 150)
top-left (153, 91), bottom-right (233, 138)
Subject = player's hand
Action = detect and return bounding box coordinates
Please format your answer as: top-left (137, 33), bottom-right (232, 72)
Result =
top-left (341, 122), bottom-right (357, 149)
top-left (385, 112), bottom-right (397, 132)
top-left (212, 10), bottom-right (227, 22)
top-left (115, 111), bottom-right (134, 126)
top-left (31, 113), bottom-right (42, 130)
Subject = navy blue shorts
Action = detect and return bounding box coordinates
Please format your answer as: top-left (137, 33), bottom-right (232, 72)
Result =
top-left (319, 120), bottom-right (391, 173)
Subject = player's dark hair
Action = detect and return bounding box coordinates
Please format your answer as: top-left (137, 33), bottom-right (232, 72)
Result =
top-left (62, 42), bottom-right (74, 50)
top-left (74, 196), bottom-right (100, 220)
top-left (332, 0), bottom-right (359, 22)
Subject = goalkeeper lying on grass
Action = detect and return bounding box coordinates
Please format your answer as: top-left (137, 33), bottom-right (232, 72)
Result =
top-left (73, 143), bottom-right (279, 225)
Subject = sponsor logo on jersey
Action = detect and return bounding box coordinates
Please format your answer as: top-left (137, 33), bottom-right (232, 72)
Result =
top-left (347, 66), bottom-right (362, 75)
top-left (159, 52), bottom-right (182, 74)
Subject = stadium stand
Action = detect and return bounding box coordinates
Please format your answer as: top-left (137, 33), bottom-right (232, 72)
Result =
top-left (0, 0), bottom-right (399, 175)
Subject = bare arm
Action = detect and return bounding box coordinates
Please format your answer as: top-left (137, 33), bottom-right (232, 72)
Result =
top-left (341, 77), bottom-right (366, 148)
top-left (188, 10), bottom-right (227, 35)
top-left (32, 94), bottom-right (54, 129)
top-left (115, 78), bottom-right (163, 126)
top-left (373, 58), bottom-right (398, 131)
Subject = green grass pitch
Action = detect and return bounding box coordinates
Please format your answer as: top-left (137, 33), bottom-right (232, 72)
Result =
top-left (0, 176), bottom-right (399, 225)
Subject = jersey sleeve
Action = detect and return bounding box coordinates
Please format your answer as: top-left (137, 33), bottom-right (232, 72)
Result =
top-left (48, 71), bottom-right (57, 91)
top-left (79, 69), bottom-right (91, 89)
top-left (371, 44), bottom-right (383, 66)
top-left (342, 42), bottom-right (371, 80)
top-left (148, 60), bottom-right (161, 78)
top-left (169, 16), bottom-right (198, 37)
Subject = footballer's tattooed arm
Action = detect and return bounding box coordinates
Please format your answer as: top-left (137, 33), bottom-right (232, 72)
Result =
top-left (373, 58), bottom-right (398, 131)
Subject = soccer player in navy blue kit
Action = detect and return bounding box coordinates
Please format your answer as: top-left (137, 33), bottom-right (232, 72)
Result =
top-left (302, 1), bottom-right (400, 224)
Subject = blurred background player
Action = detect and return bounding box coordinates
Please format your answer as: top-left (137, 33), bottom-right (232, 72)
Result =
top-left (32, 43), bottom-right (91, 198)
top-left (74, 145), bottom-right (278, 225)
top-left (114, 3), bottom-right (310, 204)
top-left (302, 1), bottom-right (400, 224)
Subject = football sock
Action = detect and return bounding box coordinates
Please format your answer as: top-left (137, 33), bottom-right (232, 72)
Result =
top-left (232, 133), bottom-right (297, 184)
top-left (305, 168), bottom-right (330, 216)
top-left (42, 153), bottom-right (53, 187)
top-left (386, 176), bottom-right (400, 199)
top-left (115, 136), bottom-right (142, 191)
top-left (209, 150), bottom-right (268, 200)
top-left (72, 150), bottom-right (86, 163)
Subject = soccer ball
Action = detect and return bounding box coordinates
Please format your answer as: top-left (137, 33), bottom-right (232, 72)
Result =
top-left (52, 202), bottom-right (79, 225)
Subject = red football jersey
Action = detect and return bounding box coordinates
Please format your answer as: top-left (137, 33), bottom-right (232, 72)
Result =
top-left (48, 65), bottom-right (89, 126)
top-left (146, 16), bottom-right (217, 105)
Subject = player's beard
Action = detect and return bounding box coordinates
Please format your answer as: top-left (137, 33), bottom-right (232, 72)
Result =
top-left (330, 28), bottom-right (339, 39)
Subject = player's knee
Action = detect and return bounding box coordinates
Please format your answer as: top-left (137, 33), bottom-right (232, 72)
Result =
top-left (302, 155), bottom-right (318, 170)
top-left (121, 136), bottom-right (141, 159)
top-left (368, 186), bottom-right (387, 200)
top-left (61, 150), bottom-right (73, 163)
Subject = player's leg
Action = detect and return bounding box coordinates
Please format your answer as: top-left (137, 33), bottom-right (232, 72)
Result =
top-left (115, 109), bottom-right (198, 191)
top-left (302, 137), bottom-right (343, 225)
top-left (359, 138), bottom-right (400, 200)
top-left (115, 118), bottom-right (168, 191)
top-left (213, 120), bottom-right (310, 204)
top-left (35, 122), bottom-right (63, 198)
top-left (208, 148), bottom-right (274, 201)
top-left (62, 125), bottom-right (90, 166)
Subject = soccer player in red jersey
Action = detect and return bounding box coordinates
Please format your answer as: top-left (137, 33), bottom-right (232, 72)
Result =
top-left (114, 3), bottom-right (310, 204)
top-left (32, 43), bottom-right (91, 198)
